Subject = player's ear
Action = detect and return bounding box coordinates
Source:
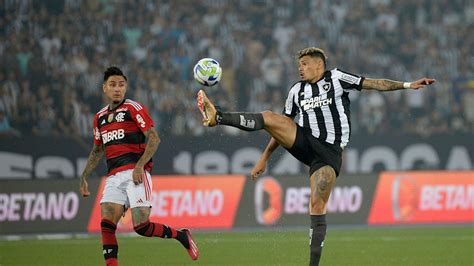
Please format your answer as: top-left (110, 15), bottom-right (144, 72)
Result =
top-left (102, 82), bottom-right (106, 93)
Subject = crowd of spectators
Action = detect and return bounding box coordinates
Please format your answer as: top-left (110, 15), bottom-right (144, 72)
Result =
top-left (1, 0), bottom-right (473, 138)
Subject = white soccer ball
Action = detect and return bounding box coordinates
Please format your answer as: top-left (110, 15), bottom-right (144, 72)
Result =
top-left (193, 58), bottom-right (222, 86)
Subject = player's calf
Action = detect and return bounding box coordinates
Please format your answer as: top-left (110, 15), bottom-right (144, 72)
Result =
top-left (134, 221), bottom-right (199, 260)
top-left (309, 215), bottom-right (326, 266)
top-left (101, 219), bottom-right (119, 266)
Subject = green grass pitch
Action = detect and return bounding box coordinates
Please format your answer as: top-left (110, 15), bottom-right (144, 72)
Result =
top-left (1, 226), bottom-right (472, 265)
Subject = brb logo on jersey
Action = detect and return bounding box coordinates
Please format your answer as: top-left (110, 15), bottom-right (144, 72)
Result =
top-left (101, 129), bottom-right (125, 144)
top-left (301, 96), bottom-right (333, 110)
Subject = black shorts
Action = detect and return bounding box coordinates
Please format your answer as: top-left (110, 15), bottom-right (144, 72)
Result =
top-left (285, 125), bottom-right (342, 177)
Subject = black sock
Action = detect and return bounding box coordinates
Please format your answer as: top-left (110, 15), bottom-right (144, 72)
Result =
top-left (309, 215), bottom-right (327, 266)
top-left (216, 111), bottom-right (264, 131)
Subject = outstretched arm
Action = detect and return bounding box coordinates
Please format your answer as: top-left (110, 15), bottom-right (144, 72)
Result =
top-left (362, 77), bottom-right (436, 91)
top-left (79, 144), bottom-right (105, 197)
top-left (251, 137), bottom-right (280, 180)
top-left (132, 127), bottom-right (160, 184)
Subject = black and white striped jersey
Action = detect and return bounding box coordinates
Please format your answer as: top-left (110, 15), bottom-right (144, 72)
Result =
top-left (283, 68), bottom-right (365, 149)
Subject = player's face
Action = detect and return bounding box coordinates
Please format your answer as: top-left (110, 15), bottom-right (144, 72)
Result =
top-left (298, 55), bottom-right (324, 83)
top-left (103, 75), bottom-right (127, 103)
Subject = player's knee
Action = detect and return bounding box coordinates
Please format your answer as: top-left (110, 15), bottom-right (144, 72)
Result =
top-left (310, 197), bottom-right (326, 214)
top-left (101, 219), bottom-right (117, 232)
top-left (261, 111), bottom-right (277, 123)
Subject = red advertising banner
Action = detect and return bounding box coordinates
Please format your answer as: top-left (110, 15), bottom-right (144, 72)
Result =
top-left (368, 171), bottom-right (474, 224)
top-left (88, 175), bottom-right (245, 232)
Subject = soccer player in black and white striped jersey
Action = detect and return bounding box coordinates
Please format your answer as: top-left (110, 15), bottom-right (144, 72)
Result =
top-left (197, 47), bottom-right (435, 266)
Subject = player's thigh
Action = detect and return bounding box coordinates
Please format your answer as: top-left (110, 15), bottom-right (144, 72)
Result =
top-left (309, 165), bottom-right (336, 213)
top-left (262, 111), bottom-right (297, 149)
top-left (101, 202), bottom-right (125, 224)
top-left (131, 207), bottom-right (151, 227)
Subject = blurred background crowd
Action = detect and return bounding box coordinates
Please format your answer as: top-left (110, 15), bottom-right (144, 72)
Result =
top-left (1, 0), bottom-right (473, 138)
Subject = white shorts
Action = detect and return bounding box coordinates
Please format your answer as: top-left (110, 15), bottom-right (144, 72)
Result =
top-left (100, 169), bottom-right (153, 208)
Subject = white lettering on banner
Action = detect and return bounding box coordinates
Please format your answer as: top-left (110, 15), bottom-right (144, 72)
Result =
top-left (152, 190), bottom-right (224, 217)
top-left (0, 192), bottom-right (79, 221)
top-left (1, 142), bottom-right (472, 178)
top-left (349, 144), bottom-right (471, 173)
top-left (174, 150), bottom-right (305, 175)
top-left (35, 156), bottom-right (74, 179)
top-left (326, 186), bottom-right (363, 213)
top-left (284, 187), bottom-right (311, 214)
top-left (419, 185), bottom-right (474, 211)
top-left (283, 186), bottom-right (363, 214)
top-left (0, 152), bottom-right (88, 179)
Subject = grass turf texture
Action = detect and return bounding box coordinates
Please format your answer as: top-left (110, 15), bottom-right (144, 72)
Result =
top-left (1, 226), bottom-right (472, 265)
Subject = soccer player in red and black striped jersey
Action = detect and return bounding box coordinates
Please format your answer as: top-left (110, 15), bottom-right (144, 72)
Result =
top-left (79, 67), bottom-right (199, 265)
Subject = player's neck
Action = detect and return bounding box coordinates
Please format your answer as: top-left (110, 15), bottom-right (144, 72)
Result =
top-left (109, 99), bottom-right (124, 110)
top-left (309, 72), bottom-right (324, 84)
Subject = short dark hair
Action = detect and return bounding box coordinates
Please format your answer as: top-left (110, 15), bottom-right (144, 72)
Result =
top-left (297, 47), bottom-right (327, 68)
top-left (103, 66), bottom-right (127, 82)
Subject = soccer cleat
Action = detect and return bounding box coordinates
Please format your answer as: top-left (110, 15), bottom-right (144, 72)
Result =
top-left (181, 229), bottom-right (199, 260)
top-left (197, 90), bottom-right (217, 127)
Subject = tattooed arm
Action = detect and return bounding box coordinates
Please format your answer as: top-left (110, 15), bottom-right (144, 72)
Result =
top-left (132, 127), bottom-right (160, 184)
top-left (79, 144), bottom-right (105, 197)
top-left (362, 77), bottom-right (436, 91)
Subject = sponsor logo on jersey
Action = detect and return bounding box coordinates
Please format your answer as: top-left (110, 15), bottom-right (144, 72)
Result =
top-left (136, 114), bottom-right (146, 128)
top-left (301, 96), bottom-right (333, 110)
top-left (115, 112), bottom-right (125, 122)
top-left (100, 120), bottom-right (106, 125)
top-left (101, 129), bottom-right (125, 144)
top-left (116, 107), bottom-right (128, 112)
top-left (94, 127), bottom-right (100, 140)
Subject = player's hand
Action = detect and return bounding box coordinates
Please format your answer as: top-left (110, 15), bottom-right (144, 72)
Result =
top-left (80, 178), bottom-right (90, 197)
top-left (251, 159), bottom-right (267, 181)
top-left (132, 166), bottom-right (144, 185)
top-left (410, 78), bottom-right (436, 90)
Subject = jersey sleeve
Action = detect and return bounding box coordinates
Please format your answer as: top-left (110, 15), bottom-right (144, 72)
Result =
top-left (130, 102), bottom-right (154, 133)
top-left (283, 84), bottom-right (299, 118)
top-left (334, 69), bottom-right (365, 91)
top-left (93, 114), bottom-right (102, 145)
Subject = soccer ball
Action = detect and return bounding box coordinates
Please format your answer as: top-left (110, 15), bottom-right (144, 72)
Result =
top-left (193, 58), bottom-right (222, 86)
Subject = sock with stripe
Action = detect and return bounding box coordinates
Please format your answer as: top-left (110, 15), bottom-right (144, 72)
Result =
top-left (309, 214), bottom-right (327, 266)
top-left (101, 219), bottom-right (119, 266)
top-left (134, 221), bottom-right (189, 248)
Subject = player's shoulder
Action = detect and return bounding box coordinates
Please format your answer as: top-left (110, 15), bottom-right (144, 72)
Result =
top-left (96, 105), bottom-right (109, 118)
top-left (123, 99), bottom-right (146, 112)
top-left (288, 80), bottom-right (304, 94)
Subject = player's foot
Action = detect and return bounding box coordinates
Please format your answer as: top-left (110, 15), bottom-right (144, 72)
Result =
top-left (181, 229), bottom-right (199, 260)
top-left (197, 90), bottom-right (217, 127)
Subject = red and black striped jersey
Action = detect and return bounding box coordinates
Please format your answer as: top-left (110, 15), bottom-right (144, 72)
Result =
top-left (93, 99), bottom-right (154, 176)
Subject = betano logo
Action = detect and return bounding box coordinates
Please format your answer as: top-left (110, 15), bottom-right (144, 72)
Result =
top-left (255, 177), bottom-right (283, 225)
top-left (369, 171), bottom-right (474, 224)
top-left (0, 192), bottom-right (79, 221)
top-left (87, 175), bottom-right (245, 232)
